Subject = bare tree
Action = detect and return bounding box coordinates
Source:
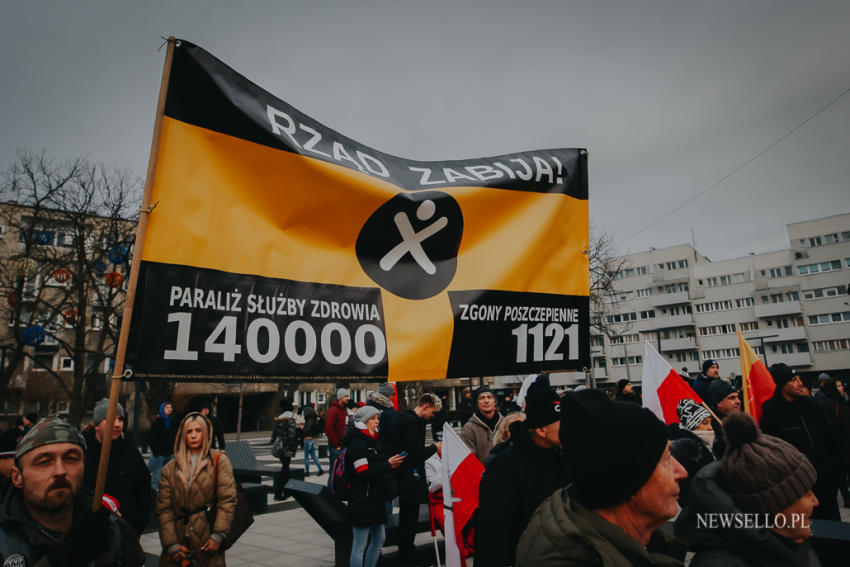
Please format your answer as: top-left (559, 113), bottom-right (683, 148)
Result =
top-left (0, 150), bottom-right (141, 426)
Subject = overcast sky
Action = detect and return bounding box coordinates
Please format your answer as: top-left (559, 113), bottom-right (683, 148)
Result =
top-left (2, 0), bottom-right (848, 261)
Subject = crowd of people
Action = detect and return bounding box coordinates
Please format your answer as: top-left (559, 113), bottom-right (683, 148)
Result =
top-left (1, 364), bottom-right (849, 566)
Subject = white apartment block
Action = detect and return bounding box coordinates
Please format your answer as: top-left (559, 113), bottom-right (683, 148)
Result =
top-left (591, 213), bottom-right (850, 387)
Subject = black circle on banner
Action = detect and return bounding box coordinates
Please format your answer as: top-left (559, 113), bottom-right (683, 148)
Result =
top-left (356, 191), bottom-right (463, 300)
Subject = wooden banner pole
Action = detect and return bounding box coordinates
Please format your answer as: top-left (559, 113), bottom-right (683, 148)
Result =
top-left (93, 37), bottom-right (176, 510)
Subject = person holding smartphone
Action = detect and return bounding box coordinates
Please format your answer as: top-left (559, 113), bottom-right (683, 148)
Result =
top-left (344, 406), bottom-right (405, 567)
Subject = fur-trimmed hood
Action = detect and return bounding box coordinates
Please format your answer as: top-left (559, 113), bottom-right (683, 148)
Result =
top-left (367, 391), bottom-right (394, 409)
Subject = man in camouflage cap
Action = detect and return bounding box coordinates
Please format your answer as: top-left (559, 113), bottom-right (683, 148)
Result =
top-left (0, 416), bottom-right (144, 566)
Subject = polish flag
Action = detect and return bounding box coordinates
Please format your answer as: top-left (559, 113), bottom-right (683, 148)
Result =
top-left (442, 424), bottom-right (484, 567)
top-left (737, 332), bottom-right (776, 423)
top-left (642, 341), bottom-right (703, 424)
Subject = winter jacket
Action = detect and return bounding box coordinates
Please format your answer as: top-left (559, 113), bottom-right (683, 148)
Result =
top-left (667, 425), bottom-right (716, 508)
top-left (344, 427), bottom-right (394, 526)
top-left (82, 429), bottom-right (152, 535)
top-left (516, 487), bottom-right (685, 567)
top-left (821, 394), bottom-right (850, 468)
top-left (675, 462), bottom-right (822, 567)
top-left (150, 404), bottom-right (178, 457)
top-left (393, 409), bottom-right (438, 503)
top-left (0, 486), bottom-right (145, 566)
top-left (156, 415), bottom-right (237, 567)
top-left (325, 399), bottom-right (349, 448)
top-left (692, 374), bottom-right (715, 402)
top-left (461, 412), bottom-right (503, 463)
top-left (760, 391), bottom-right (839, 519)
top-left (458, 397), bottom-right (475, 425)
top-left (475, 426), bottom-right (568, 567)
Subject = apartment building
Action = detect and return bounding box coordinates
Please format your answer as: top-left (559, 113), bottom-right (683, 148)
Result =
top-left (591, 213), bottom-right (850, 387)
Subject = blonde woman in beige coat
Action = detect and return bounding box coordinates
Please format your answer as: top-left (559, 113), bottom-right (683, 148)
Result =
top-left (156, 412), bottom-right (237, 566)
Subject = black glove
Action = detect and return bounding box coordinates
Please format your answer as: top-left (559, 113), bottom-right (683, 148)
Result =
top-left (48, 507), bottom-right (112, 566)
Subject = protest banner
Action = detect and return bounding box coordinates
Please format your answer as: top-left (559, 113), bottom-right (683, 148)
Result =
top-left (124, 38), bottom-right (590, 382)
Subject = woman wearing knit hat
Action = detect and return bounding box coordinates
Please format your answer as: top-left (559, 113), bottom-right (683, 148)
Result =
top-left (675, 412), bottom-right (821, 566)
top-left (343, 405), bottom-right (405, 567)
top-left (668, 399), bottom-right (718, 507)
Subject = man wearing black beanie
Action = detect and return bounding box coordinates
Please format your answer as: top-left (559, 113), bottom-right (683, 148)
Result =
top-left (461, 386), bottom-right (504, 462)
top-left (517, 389), bottom-right (687, 567)
top-left (475, 386), bottom-right (567, 567)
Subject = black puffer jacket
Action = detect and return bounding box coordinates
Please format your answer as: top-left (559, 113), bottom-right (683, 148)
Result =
top-left (667, 425), bottom-right (716, 508)
top-left (393, 410), bottom-right (438, 503)
top-left (82, 429), bottom-right (152, 536)
top-left (344, 427), bottom-right (393, 526)
top-left (475, 426), bottom-right (568, 567)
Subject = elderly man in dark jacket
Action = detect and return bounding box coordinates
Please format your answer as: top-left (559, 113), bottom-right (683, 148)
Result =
top-left (760, 363), bottom-right (840, 522)
top-left (82, 399), bottom-right (151, 535)
top-left (517, 389), bottom-right (687, 567)
top-left (475, 386), bottom-right (567, 567)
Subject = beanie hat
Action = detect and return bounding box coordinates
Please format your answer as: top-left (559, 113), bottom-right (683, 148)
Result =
top-left (15, 416), bottom-right (87, 459)
top-left (676, 399), bottom-right (710, 431)
top-left (353, 405), bottom-right (381, 427)
top-left (616, 379), bottom-right (631, 394)
top-left (524, 386), bottom-right (561, 429)
top-left (708, 380), bottom-right (735, 408)
top-left (721, 412), bottom-right (816, 514)
top-left (93, 398), bottom-right (125, 426)
top-left (702, 359), bottom-right (719, 374)
top-left (337, 388), bottom-right (350, 399)
top-left (818, 372), bottom-right (831, 383)
top-left (560, 389), bottom-right (668, 509)
top-left (768, 363), bottom-right (796, 390)
top-left (474, 386), bottom-right (494, 403)
top-left (378, 382), bottom-right (396, 398)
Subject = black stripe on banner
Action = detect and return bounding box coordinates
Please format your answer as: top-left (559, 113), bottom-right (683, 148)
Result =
top-left (164, 39), bottom-right (588, 198)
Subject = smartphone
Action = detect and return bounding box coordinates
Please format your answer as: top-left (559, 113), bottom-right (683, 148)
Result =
top-left (399, 451), bottom-right (408, 457)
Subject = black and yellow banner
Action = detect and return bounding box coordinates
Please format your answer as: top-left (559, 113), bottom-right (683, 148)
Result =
top-left (126, 39), bottom-right (589, 381)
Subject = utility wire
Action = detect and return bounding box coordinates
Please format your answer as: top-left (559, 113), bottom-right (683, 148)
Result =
top-left (620, 84), bottom-right (850, 246)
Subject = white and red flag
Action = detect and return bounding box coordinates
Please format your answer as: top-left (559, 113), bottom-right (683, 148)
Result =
top-left (441, 423), bottom-right (484, 567)
top-left (641, 341), bottom-right (703, 424)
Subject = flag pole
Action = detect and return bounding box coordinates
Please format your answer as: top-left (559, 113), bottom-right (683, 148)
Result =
top-left (93, 37), bottom-right (176, 510)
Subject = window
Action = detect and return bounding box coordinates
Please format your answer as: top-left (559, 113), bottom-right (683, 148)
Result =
top-left (843, 231), bottom-right (850, 241)
top-left (606, 312), bottom-right (637, 324)
top-left (803, 285), bottom-right (848, 300)
top-left (760, 266), bottom-right (793, 278)
top-left (812, 339), bottom-right (850, 352)
top-left (615, 266), bottom-right (647, 280)
top-left (739, 321), bottom-right (759, 332)
top-left (642, 331), bottom-right (658, 341)
top-left (735, 297), bottom-right (754, 308)
top-left (609, 334), bottom-right (640, 345)
top-left (59, 357), bottom-right (74, 371)
top-left (612, 356), bottom-right (642, 366)
top-left (809, 236), bottom-right (823, 247)
top-left (798, 260), bottom-right (842, 275)
top-left (695, 300), bottom-right (733, 313)
top-left (699, 324), bottom-right (737, 336)
top-left (636, 288), bottom-right (652, 298)
top-left (32, 353), bottom-right (54, 371)
top-left (808, 312), bottom-right (850, 325)
top-left (702, 348), bottom-right (740, 360)
top-left (773, 316), bottom-right (805, 328)
top-left (639, 310), bottom-right (656, 319)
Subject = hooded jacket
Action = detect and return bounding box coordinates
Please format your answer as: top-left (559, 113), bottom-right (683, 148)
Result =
top-left (0, 486), bottom-right (144, 566)
top-left (516, 487), bottom-right (684, 567)
top-left (82, 428), bottom-right (151, 535)
top-left (461, 412), bottom-right (503, 463)
top-left (150, 402), bottom-right (178, 457)
top-left (475, 426), bottom-right (568, 567)
top-left (367, 392), bottom-right (399, 454)
top-left (156, 414), bottom-right (237, 567)
top-left (675, 462), bottom-right (822, 567)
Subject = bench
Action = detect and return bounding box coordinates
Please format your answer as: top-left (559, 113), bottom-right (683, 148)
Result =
top-left (285, 479), bottom-right (432, 567)
top-left (225, 440), bottom-right (304, 514)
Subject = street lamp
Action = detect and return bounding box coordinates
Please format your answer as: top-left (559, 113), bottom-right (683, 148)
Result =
top-left (745, 333), bottom-right (779, 366)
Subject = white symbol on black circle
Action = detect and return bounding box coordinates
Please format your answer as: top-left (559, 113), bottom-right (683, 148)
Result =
top-left (379, 200), bottom-right (447, 275)
top-left (356, 191), bottom-right (463, 300)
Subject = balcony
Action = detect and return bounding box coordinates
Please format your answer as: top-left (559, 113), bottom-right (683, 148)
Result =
top-left (653, 313), bottom-right (694, 329)
top-left (652, 270), bottom-right (690, 284)
top-left (765, 352), bottom-right (812, 368)
top-left (753, 300), bottom-right (802, 319)
top-left (660, 337), bottom-right (698, 351)
top-left (591, 368), bottom-right (608, 380)
top-left (651, 291), bottom-right (690, 308)
top-left (761, 327), bottom-right (807, 343)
